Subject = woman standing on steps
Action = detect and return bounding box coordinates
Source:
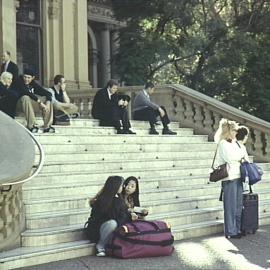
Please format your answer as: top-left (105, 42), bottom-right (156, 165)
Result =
top-left (85, 176), bottom-right (138, 257)
top-left (122, 176), bottom-right (148, 219)
top-left (214, 118), bottom-right (249, 239)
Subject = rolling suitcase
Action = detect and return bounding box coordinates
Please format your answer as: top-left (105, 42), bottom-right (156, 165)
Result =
top-left (241, 186), bottom-right (259, 235)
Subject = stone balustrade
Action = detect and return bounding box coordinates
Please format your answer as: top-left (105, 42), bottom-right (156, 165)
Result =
top-left (69, 84), bottom-right (270, 162)
top-left (0, 185), bottom-right (25, 251)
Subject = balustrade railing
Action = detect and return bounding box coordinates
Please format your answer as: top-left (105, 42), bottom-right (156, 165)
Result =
top-left (69, 84), bottom-right (270, 162)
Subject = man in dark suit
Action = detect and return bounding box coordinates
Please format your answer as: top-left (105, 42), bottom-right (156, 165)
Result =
top-left (1, 51), bottom-right (19, 82)
top-left (92, 79), bottom-right (135, 134)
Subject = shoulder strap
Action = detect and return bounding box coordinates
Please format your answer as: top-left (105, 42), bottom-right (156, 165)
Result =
top-left (211, 144), bottom-right (219, 169)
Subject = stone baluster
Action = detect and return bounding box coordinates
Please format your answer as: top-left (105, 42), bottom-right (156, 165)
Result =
top-left (173, 96), bottom-right (185, 125)
top-left (212, 113), bottom-right (222, 134)
top-left (0, 194), bottom-right (4, 242)
top-left (264, 133), bottom-right (270, 157)
top-left (183, 99), bottom-right (194, 128)
top-left (253, 129), bottom-right (263, 159)
top-left (203, 108), bottom-right (214, 136)
top-left (193, 103), bottom-right (204, 133)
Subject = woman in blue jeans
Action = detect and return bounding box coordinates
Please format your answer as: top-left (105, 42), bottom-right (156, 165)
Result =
top-left (86, 176), bottom-right (138, 256)
top-left (214, 119), bottom-right (249, 238)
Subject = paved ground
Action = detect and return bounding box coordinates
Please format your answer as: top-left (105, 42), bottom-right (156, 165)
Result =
top-left (22, 225), bottom-right (270, 270)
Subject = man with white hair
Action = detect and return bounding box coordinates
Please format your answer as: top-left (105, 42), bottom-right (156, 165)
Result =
top-left (0, 71), bottom-right (18, 118)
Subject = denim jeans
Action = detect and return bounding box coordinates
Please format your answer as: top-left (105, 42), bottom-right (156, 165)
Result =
top-left (222, 179), bottom-right (243, 236)
top-left (96, 219), bottom-right (117, 251)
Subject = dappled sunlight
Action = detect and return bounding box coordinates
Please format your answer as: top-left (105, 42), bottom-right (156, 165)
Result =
top-left (174, 235), bottom-right (268, 270)
top-left (175, 242), bottom-right (216, 268)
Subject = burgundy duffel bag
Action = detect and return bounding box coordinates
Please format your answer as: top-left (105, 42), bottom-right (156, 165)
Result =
top-left (106, 220), bottom-right (174, 258)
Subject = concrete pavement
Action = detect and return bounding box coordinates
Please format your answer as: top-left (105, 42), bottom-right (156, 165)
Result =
top-left (22, 225), bottom-right (270, 270)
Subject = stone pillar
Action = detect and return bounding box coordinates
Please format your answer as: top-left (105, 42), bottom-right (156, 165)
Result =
top-left (111, 30), bottom-right (120, 79)
top-left (0, 0), bottom-right (18, 61)
top-left (100, 25), bottom-right (111, 86)
top-left (74, 0), bottom-right (90, 90)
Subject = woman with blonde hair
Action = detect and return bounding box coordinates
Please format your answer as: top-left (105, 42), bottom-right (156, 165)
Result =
top-left (214, 118), bottom-right (249, 239)
top-left (0, 71), bottom-right (18, 118)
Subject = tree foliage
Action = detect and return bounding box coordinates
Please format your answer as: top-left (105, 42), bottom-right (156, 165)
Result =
top-left (111, 0), bottom-right (270, 121)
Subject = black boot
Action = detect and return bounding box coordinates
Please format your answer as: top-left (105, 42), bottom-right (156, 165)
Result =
top-left (162, 127), bottom-right (177, 135)
top-left (149, 128), bottom-right (159, 135)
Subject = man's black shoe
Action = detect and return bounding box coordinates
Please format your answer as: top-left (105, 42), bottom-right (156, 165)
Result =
top-left (149, 128), bottom-right (159, 135)
top-left (225, 234), bottom-right (242, 239)
top-left (162, 128), bottom-right (177, 135)
top-left (117, 129), bottom-right (126, 134)
top-left (126, 129), bottom-right (136, 134)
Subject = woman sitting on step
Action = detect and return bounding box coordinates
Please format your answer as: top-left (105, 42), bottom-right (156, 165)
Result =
top-left (122, 176), bottom-right (148, 219)
top-left (85, 176), bottom-right (138, 257)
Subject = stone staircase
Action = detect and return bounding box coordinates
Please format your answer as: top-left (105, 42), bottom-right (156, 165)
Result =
top-left (1, 119), bottom-right (270, 269)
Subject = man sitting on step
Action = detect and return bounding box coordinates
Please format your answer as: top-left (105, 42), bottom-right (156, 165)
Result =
top-left (91, 79), bottom-right (136, 134)
top-left (14, 69), bottom-right (55, 133)
top-left (48, 74), bottom-right (79, 125)
top-left (133, 81), bottom-right (177, 135)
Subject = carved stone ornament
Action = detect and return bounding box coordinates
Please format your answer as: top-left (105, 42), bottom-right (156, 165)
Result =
top-left (48, 0), bottom-right (60, 19)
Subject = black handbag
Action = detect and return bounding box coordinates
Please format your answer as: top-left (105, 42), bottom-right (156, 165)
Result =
top-left (209, 145), bottom-right (228, 182)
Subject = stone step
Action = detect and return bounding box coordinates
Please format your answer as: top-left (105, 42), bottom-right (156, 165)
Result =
top-left (23, 182), bottom-right (217, 201)
top-left (23, 177), bottom-right (270, 215)
top-left (25, 190), bottom-right (270, 230)
top-left (0, 240), bottom-right (95, 270)
top-left (16, 117), bottom-right (180, 128)
top-left (24, 190), bottom-right (220, 215)
top-left (41, 150), bottom-right (214, 163)
top-left (41, 141), bottom-right (216, 154)
top-left (49, 125), bottom-right (190, 136)
top-left (35, 134), bottom-right (208, 145)
top-left (3, 212), bottom-right (270, 270)
top-left (38, 157), bottom-right (213, 174)
top-left (21, 201), bottom-right (270, 247)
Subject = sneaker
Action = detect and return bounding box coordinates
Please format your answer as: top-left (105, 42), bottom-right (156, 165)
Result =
top-left (71, 113), bottom-right (80, 119)
top-left (96, 250), bottom-right (106, 257)
top-left (43, 126), bottom-right (56, 133)
top-left (162, 128), bottom-right (177, 135)
top-left (149, 128), bottom-right (159, 135)
top-left (29, 126), bottom-right (39, 133)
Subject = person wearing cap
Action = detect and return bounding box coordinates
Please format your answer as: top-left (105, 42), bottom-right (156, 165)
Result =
top-left (133, 82), bottom-right (177, 135)
top-left (14, 69), bottom-right (55, 133)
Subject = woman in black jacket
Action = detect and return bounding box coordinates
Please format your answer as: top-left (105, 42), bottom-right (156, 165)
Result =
top-left (86, 176), bottom-right (137, 257)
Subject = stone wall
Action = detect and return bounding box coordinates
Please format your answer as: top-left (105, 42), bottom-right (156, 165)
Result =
top-left (0, 185), bottom-right (25, 251)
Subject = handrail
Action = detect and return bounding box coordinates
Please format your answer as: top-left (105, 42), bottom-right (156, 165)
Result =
top-left (1, 121), bottom-right (45, 187)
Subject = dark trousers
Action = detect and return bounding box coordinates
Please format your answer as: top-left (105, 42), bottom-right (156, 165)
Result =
top-left (100, 106), bottom-right (131, 131)
top-left (133, 106), bottom-right (170, 129)
top-left (0, 96), bottom-right (17, 118)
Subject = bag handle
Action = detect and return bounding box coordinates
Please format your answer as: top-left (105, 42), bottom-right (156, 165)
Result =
top-left (128, 220), bottom-right (161, 232)
top-left (115, 233), bottom-right (174, 246)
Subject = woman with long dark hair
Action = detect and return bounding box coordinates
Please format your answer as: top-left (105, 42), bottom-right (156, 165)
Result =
top-left (86, 176), bottom-right (136, 256)
top-left (122, 176), bottom-right (148, 218)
